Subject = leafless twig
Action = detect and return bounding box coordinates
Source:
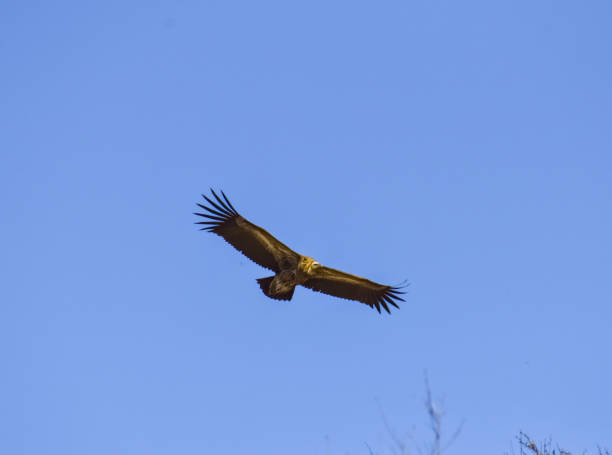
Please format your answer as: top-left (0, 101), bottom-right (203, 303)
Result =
top-left (424, 372), bottom-right (463, 455)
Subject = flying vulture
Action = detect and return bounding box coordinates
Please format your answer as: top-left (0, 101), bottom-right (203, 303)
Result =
top-left (194, 189), bottom-right (406, 313)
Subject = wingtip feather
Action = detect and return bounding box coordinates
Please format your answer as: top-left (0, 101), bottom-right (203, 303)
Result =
top-left (211, 189), bottom-right (235, 215)
top-left (380, 299), bottom-right (391, 314)
top-left (202, 194), bottom-right (232, 216)
top-left (220, 190), bottom-right (238, 214)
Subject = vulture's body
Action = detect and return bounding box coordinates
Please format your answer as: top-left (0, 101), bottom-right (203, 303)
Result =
top-left (195, 190), bottom-right (405, 313)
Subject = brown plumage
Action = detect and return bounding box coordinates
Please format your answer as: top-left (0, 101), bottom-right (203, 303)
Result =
top-left (194, 189), bottom-right (406, 313)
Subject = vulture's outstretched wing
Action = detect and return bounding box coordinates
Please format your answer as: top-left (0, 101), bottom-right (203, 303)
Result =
top-left (302, 266), bottom-right (405, 313)
top-left (194, 189), bottom-right (299, 272)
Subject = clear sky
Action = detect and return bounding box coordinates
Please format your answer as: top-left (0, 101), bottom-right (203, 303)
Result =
top-left (3, 1), bottom-right (611, 454)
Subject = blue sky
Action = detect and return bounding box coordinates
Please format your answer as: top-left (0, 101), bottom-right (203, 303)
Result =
top-left (2, 1), bottom-right (611, 454)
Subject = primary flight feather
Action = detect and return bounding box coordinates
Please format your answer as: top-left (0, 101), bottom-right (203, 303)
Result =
top-left (194, 189), bottom-right (405, 313)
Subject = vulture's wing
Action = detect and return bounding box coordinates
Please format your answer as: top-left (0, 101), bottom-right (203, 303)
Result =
top-left (302, 266), bottom-right (405, 313)
top-left (195, 189), bottom-right (299, 272)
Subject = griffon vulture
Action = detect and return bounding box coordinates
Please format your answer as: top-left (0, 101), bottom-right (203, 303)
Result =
top-left (194, 189), bottom-right (405, 313)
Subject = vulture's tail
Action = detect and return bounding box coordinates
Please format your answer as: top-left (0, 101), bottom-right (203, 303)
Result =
top-left (256, 276), bottom-right (295, 301)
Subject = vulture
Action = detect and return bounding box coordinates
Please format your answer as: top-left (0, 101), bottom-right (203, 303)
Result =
top-left (194, 189), bottom-right (406, 313)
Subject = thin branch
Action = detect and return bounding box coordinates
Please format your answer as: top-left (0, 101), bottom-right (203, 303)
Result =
top-left (424, 373), bottom-right (441, 455)
top-left (377, 398), bottom-right (410, 454)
